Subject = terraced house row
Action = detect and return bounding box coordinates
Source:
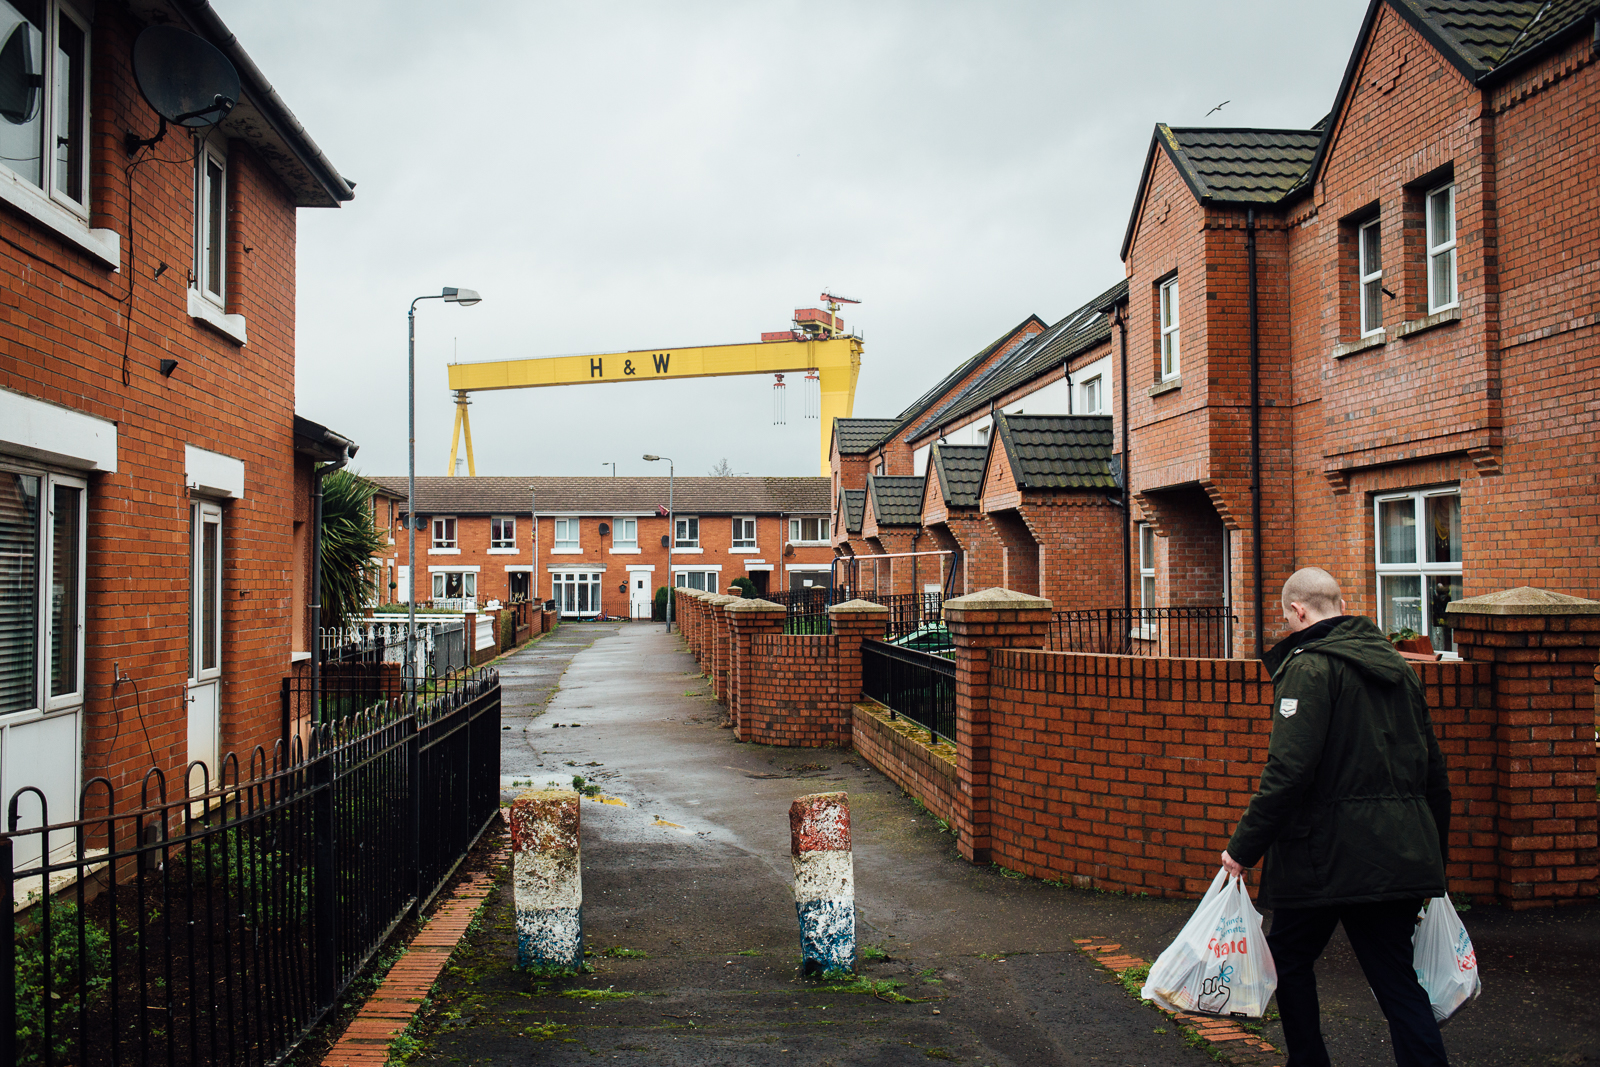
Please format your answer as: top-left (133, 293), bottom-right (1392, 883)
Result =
top-left (831, 0), bottom-right (1600, 659)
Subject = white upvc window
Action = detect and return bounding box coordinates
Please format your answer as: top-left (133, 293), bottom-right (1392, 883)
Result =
top-left (194, 136), bottom-right (228, 306)
top-left (0, 464), bottom-right (86, 718)
top-left (552, 570), bottom-right (601, 616)
top-left (490, 515), bottom-right (516, 550)
top-left (0, 1), bottom-right (90, 213)
top-left (431, 516), bottom-right (457, 549)
top-left (732, 516), bottom-right (757, 549)
top-left (1138, 523), bottom-right (1156, 611)
top-left (554, 517), bottom-right (579, 551)
top-left (789, 516), bottom-right (829, 543)
top-left (674, 515), bottom-right (699, 549)
top-left (432, 570), bottom-right (476, 599)
top-left (1425, 183), bottom-right (1457, 313)
top-left (189, 500), bottom-right (223, 682)
top-left (674, 570), bottom-right (717, 593)
top-left (1375, 487), bottom-right (1463, 654)
top-left (1081, 374), bottom-right (1103, 414)
top-left (1159, 277), bottom-right (1179, 380)
top-left (612, 517), bottom-right (637, 549)
top-left (1358, 218), bottom-right (1383, 336)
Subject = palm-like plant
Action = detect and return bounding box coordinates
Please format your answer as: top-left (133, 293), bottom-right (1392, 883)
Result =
top-left (321, 469), bottom-right (386, 632)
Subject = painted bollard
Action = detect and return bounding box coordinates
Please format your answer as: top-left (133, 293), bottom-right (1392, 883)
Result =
top-left (790, 791), bottom-right (855, 976)
top-left (509, 788), bottom-right (583, 970)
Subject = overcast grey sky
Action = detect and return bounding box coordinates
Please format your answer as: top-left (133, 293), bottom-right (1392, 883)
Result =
top-left (212, 0), bottom-right (1371, 480)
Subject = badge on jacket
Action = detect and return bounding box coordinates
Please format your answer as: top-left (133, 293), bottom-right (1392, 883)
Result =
top-left (1279, 698), bottom-right (1298, 718)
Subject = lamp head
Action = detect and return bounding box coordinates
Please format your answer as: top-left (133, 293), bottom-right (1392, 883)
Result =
top-left (442, 287), bottom-right (482, 307)
top-left (642, 454), bottom-right (660, 462)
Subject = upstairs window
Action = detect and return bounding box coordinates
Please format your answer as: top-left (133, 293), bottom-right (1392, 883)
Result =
top-left (732, 516), bottom-right (756, 549)
top-left (0, 1), bottom-right (89, 212)
top-left (674, 515), bottom-right (699, 549)
top-left (490, 515), bottom-right (516, 549)
top-left (612, 517), bottom-right (637, 549)
top-left (553, 518), bottom-right (579, 551)
top-left (195, 138), bottom-right (227, 305)
top-left (790, 516), bottom-right (829, 543)
top-left (1080, 374), bottom-right (1103, 414)
top-left (1426, 183), bottom-right (1457, 313)
top-left (1159, 278), bottom-right (1179, 379)
top-left (430, 516), bottom-right (456, 550)
top-left (1359, 218), bottom-right (1383, 336)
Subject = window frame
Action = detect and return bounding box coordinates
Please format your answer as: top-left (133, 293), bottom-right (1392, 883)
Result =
top-left (0, 1), bottom-right (91, 217)
top-left (1425, 183), bottom-right (1457, 314)
top-left (194, 134), bottom-right (228, 307)
top-left (0, 462), bottom-right (87, 721)
top-left (1159, 277), bottom-right (1180, 380)
top-left (1358, 217), bottom-right (1383, 337)
top-left (731, 515), bottom-right (757, 550)
top-left (433, 569), bottom-right (476, 601)
top-left (1373, 486), bottom-right (1463, 653)
top-left (673, 569), bottom-right (718, 593)
top-left (789, 516), bottom-right (829, 544)
top-left (1137, 522), bottom-right (1156, 611)
top-left (553, 517), bottom-right (580, 551)
top-left (490, 515), bottom-right (516, 550)
top-left (674, 515), bottom-right (700, 549)
top-left (430, 516), bottom-right (457, 550)
top-left (189, 500), bottom-right (223, 683)
top-left (612, 517), bottom-right (637, 549)
top-left (1080, 374), bottom-right (1102, 414)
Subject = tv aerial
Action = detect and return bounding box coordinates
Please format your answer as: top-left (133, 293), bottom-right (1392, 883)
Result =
top-left (124, 25), bottom-right (240, 154)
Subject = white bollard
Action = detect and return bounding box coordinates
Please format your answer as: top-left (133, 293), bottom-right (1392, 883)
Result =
top-left (790, 790), bottom-right (856, 976)
top-left (509, 788), bottom-right (583, 970)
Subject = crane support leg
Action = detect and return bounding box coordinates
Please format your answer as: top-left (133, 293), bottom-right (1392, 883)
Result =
top-left (448, 390), bottom-right (476, 476)
top-left (816, 359), bottom-right (859, 476)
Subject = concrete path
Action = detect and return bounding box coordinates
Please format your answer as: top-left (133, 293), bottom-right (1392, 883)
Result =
top-left (412, 622), bottom-right (1597, 1067)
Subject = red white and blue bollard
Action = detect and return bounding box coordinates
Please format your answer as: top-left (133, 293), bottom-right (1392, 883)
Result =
top-left (790, 791), bottom-right (856, 975)
top-left (509, 789), bottom-right (583, 970)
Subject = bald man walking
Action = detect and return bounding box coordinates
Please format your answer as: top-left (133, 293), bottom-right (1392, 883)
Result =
top-left (1221, 567), bottom-right (1453, 1067)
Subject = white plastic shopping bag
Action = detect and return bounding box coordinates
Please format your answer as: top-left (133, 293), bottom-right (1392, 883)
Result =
top-left (1141, 868), bottom-right (1278, 1017)
top-left (1412, 896), bottom-right (1481, 1024)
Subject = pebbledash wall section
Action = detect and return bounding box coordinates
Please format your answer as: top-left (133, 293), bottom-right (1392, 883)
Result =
top-left (678, 585), bottom-right (1598, 909)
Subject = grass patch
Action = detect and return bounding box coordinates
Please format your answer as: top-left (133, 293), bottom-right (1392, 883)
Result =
top-left (602, 947), bottom-right (648, 959)
top-left (1117, 963), bottom-right (1151, 1000)
top-left (733, 949), bottom-right (761, 957)
top-left (860, 944), bottom-right (890, 962)
top-left (522, 1019), bottom-right (574, 1040)
top-left (560, 987), bottom-right (634, 1001)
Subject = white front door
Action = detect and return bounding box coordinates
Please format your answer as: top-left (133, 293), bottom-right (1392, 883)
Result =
top-left (629, 574), bottom-right (651, 619)
top-left (187, 501), bottom-right (223, 793)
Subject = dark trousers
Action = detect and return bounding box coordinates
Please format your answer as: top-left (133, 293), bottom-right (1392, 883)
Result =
top-left (1268, 899), bottom-right (1450, 1067)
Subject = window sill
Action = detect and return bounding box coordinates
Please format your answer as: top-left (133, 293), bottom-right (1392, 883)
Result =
top-left (187, 289), bottom-right (249, 346)
top-left (609, 546), bottom-right (641, 554)
top-left (487, 547), bottom-right (520, 555)
top-left (0, 171), bottom-right (119, 269)
top-left (1333, 330), bottom-right (1386, 359)
top-left (788, 540), bottom-right (830, 548)
top-left (1393, 306), bottom-right (1461, 339)
top-left (291, 651), bottom-right (311, 663)
top-left (428, 547), bottom-right (461, 555)
top-left (550, 547), bottom-right (583, 554)
top-left (730, 546), bottom-right (760, 553)
top-left (674, 546), bottom-right (704, 554)
top-left (1146, 376), bottom-right (1182, 398)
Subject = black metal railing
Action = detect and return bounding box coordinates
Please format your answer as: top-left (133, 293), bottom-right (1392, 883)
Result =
top-left (279, 655), bottom-right (491, 735)
top-left (868, 592), bottom-right (944, 639)
top-left (3, 669), bottom-right (501, 1067)
top-left (861, 639), bottom-right (957, 745)
top-left (1047, 606), bottom-right (1236, 658)
top-left (771, 588), bottom-right (833, 636)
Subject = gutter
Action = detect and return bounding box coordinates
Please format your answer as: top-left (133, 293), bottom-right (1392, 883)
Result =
top-left (310, 433), bottom-right (358, 733)
top-left (174, 0), bottom-right (355, 204)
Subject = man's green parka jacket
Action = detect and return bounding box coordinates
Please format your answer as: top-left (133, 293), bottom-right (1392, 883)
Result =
top-left (1226, 615), bottom-right (1452, 910)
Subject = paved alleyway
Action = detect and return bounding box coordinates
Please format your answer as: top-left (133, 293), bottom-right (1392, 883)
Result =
top-left (410, 622), bottom-right (1596, 1067)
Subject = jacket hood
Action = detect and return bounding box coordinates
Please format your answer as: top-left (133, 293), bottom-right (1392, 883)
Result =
top-left (1283, 615), bottom-right (1409, 686)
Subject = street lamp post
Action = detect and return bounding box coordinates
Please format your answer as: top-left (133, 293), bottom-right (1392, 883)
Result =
top-left (407, 287), bottom-right (481, 696)
top-left (643, 454), bottom-right (673, 631)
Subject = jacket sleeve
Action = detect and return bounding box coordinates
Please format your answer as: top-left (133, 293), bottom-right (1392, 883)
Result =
top-left (1416, 682), bottom-right (1453, 865)
top-left (1227, 652), bottom-right (1334, 869)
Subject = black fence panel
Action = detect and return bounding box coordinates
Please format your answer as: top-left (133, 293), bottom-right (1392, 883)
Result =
top-left (2, 669), bottom-right (501, 1067)
top-left (861, 639), bottom-right (957, 745)
top-left (1047, 606), bottom-right (1236, 658)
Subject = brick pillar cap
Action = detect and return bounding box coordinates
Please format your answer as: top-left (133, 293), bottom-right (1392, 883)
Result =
top-left (942, 587), bottom-right (1053, 611)
top-left (679, 588), bottom-right (708, 599)
top-left (704, 594), bottom-right (738, 606)
top-left (1445, 586), bottom-right (1600, 616)
top-left (726, 598), bottom-right (785, 612)
top-left (829, 598), bottom-right (889, 614)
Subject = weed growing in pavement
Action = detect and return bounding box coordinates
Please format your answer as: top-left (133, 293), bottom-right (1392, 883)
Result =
top-left (1117, 963), bottom-right (1151, 1001)
top-left (823, 974), bottom-right (917, 1001)
top-left (569, 775), bottom-right (602, 797)
top-left (994, 864), bottom-right (1026, 880)
top-left (860, 944), bottom-right (890, 962)
top-left (603, 947), bottom-right (648, 958)
top-left (734, 949), bottom-right (762, 957)
top-left (522, 1019), bottom-right (574, 1041)
top-left (561, 987), bottom-right (634, 1001)
top-left (977, 953), bottom-right (1006, 962)
top-left (1450, 892), bottom-right (1473, 912)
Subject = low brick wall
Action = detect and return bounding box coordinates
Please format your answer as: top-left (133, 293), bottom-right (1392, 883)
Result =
top-left (850, 702), bottom-right (960, 828)
top-left (745, 634), bottom-right (848, 746)
top-left (983, 650), bottom-right (1496, 898)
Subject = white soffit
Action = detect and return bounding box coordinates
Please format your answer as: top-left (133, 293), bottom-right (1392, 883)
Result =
top-left (185, 445), bottom-right (245, 499)
top-left (0, 387), bottom-right (117, 471)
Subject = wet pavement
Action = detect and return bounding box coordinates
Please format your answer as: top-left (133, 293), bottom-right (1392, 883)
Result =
top-left (413, 621), bottom-right (1598, 1066)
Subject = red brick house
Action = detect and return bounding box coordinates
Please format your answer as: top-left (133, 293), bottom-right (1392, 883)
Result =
top-left (0, 2), bottom-right (352, 828)
top-left (371, 477), bottom-right (834, 617)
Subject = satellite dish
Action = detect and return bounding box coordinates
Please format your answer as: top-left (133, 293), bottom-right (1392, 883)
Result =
top-left (125, 25), bottom-right (240, 153)
top-left (0, 20), bottom-right (41, 125)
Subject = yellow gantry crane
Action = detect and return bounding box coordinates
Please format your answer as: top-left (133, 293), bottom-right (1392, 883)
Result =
top-left (444, 294), bottom-right (864, 476)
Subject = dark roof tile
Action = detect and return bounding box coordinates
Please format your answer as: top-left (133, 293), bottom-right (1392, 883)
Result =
top-left (369, 476), bottom-right (829, 516)
top-left (839, 488), bottom-right (866, 534)
top-left (930, 444), bottom-right (987, 509)
top-left (866, 475), bottom-right (925, 527)
top-left (1160, 127), bottom-right (1323, 204)
top-left (993, 414), bottom-right (1120, 491)
top-left (833, 418), bottom-right (899, 455)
